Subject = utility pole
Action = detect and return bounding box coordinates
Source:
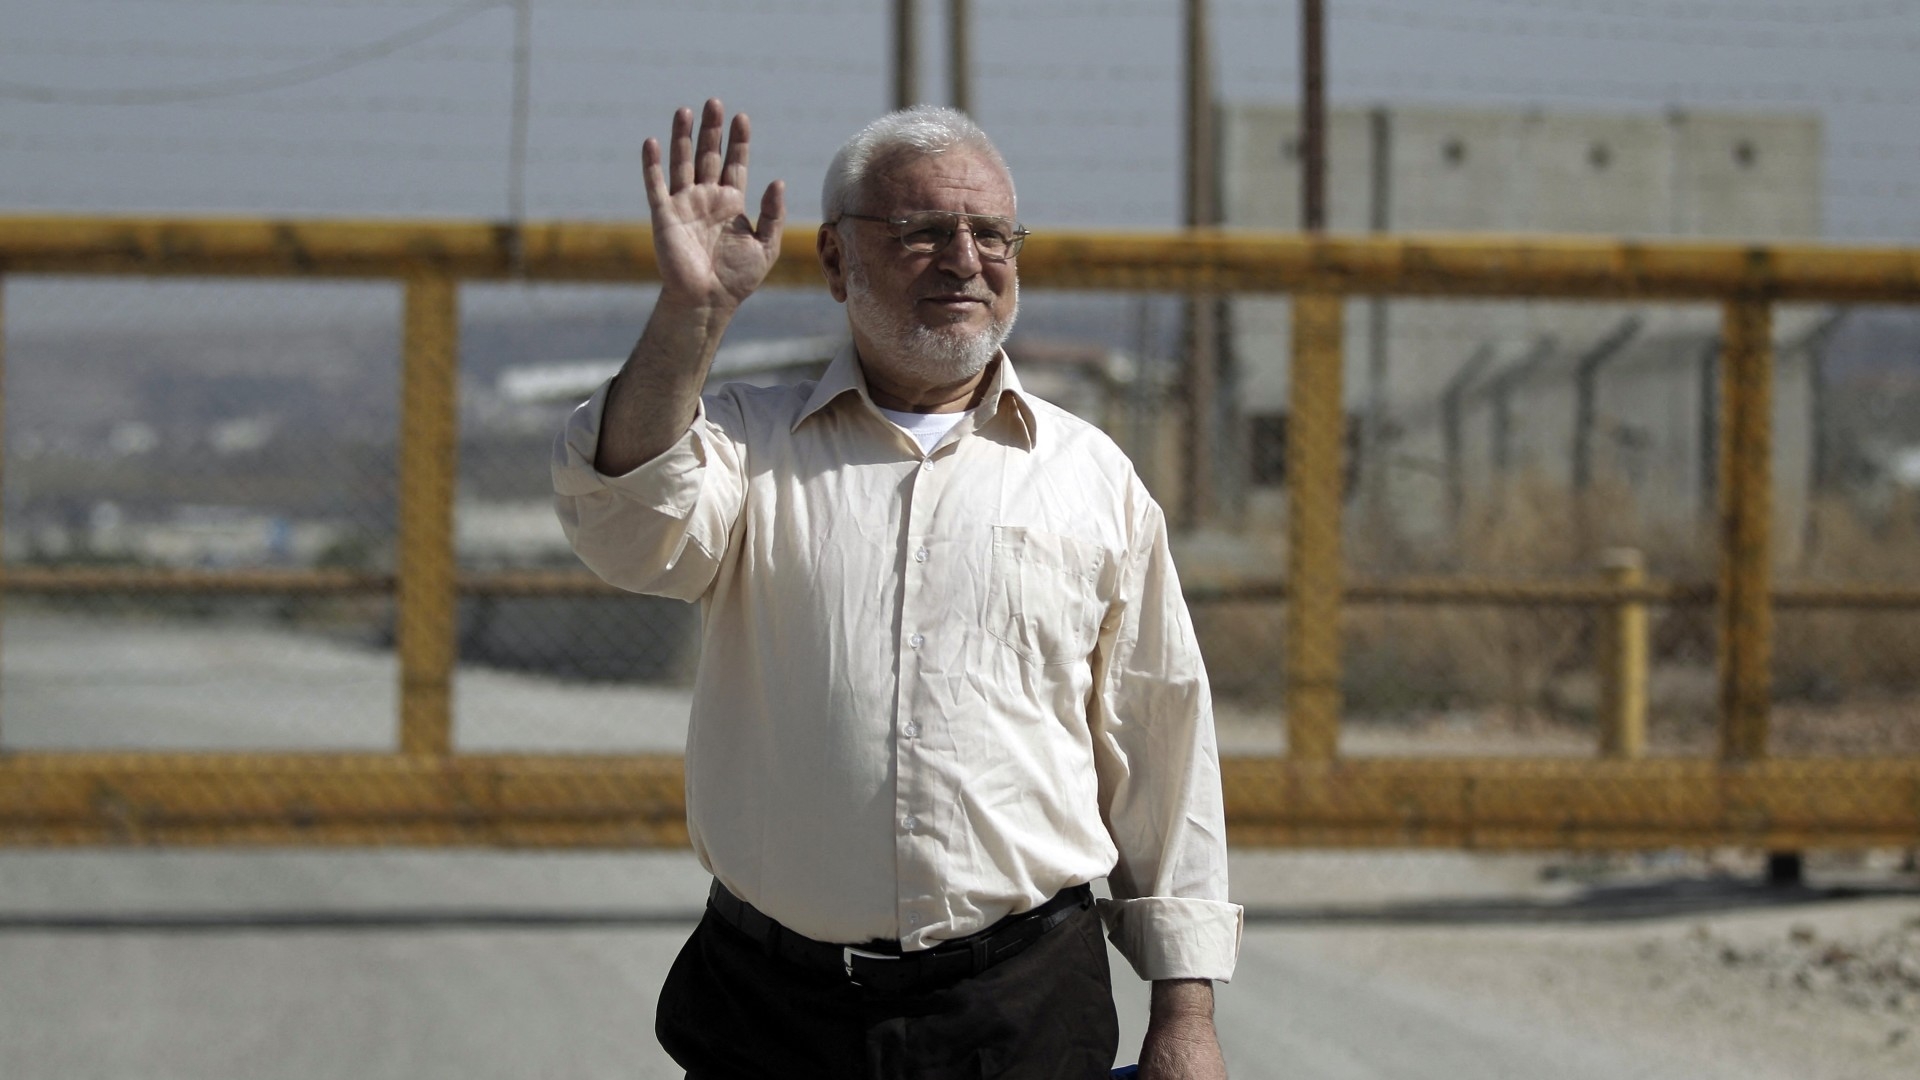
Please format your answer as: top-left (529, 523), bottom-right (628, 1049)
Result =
top-left (949, 0), bottom-right (971, 114)
top-left (1181, 0), bottom-right (1219, 528)
top-left (894, 0), bottom-right (920, 110)
top-left (505, 0), bottom-right (532, 272)
top-left (1363, 106), bottom-right (1390, 527)
top-left (1301, 0), bottom-right (1327, 230)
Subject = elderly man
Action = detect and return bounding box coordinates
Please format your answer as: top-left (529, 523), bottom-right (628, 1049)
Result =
top-left (554, 99), bottom-right (1239, 1079)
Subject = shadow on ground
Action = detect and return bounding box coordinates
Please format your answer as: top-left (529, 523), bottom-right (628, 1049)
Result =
top-left (4, 877), bottom-right (1918, 933)
top-left (1240, 877), bottom-right (1920, 925)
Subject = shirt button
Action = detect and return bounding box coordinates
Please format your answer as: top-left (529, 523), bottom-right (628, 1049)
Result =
top-left (909, 633), bottom-right (925, 649)
top-left (901, 815), bottom-right (918, 832)
top-left (907, 912), bottom-right (921, 926)
top-left (903, 721), bottom-right (921, 738)
top-left (921, 460), bottom-right (933, 472)
top-left (913, 547), bottom-right (929, 563)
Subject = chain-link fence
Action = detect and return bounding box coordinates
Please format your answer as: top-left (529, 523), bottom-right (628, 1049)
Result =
top-left (2, 222), bottom-right (1918, 848)
top-left (18, 281), bottom-right (1910, 769)
top-left (3, 278), bottom-right (402, 752)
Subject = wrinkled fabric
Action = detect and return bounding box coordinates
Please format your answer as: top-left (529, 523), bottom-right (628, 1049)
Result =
top-left (656, 905), bottom-right (1118, 1080)
top-left (553, 345), bottom-right (1241, 981)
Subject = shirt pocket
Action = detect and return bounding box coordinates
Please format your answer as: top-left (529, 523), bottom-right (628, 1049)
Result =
top-left (985, 525), bottom-right (1110, 666)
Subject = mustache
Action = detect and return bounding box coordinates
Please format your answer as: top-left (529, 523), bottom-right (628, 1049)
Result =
top-left (916, 282), bottom-right (996, 302)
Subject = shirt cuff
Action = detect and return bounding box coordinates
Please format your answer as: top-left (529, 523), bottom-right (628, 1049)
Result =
top-left (551, 380), bottom-right (707, 517)
top-left (1097, 896), bottom-right (1243, 982)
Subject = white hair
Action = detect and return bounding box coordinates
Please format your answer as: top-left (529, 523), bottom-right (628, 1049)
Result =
top-left (821, 106), bottom-right (1013, 220)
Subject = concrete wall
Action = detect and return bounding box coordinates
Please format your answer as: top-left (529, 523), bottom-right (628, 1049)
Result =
top-left (1218, 103), bottom-right (1822, 541)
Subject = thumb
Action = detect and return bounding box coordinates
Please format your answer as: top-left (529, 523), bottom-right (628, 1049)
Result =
top-left (756, 179), bottom-right (786, 250)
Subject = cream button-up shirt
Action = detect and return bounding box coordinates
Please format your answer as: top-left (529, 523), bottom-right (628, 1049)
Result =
top-left (553, 345), bottom-right (1241, 981)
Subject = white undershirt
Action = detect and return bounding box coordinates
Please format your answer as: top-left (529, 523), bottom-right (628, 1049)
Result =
top-left (877, 406), bottom-right (972, 455)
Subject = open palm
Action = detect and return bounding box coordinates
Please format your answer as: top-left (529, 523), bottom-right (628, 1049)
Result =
top-left (643, 99), bottom-right (785, 310)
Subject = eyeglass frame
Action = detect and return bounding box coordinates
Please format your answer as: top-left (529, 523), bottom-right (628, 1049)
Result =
top-left (829, 210), bottom-right (1030, 262)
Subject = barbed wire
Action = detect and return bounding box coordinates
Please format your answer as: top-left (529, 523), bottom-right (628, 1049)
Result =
top-left (1248, 68), bottom-right (1920, 108)
top-left (972, 0), bottom-right (1920, 23)
top-left (1372, 0), bottom-right (1920, 25)
top-left (171, 93), bottom-right (498, 118)
top-left (527, 101), bottom-right (874, 123)
top-left (974, 60), bottom-right (1178, 82)
top-left (36, 0), bottom-right (1920, 15)
top-left (1335, 2), bottom-right (1920, 52)
top-left (0, 135), bottom-right (1899, 195)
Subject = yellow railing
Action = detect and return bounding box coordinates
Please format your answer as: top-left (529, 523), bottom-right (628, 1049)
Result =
top-left (3, 215), bottom-right (1919, 849)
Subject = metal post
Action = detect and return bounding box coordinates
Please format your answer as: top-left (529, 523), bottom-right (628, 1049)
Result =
top-left (1718, 299), bottom-right (1773, 761)
top-left (1301, 0), bottom-right (1327, 231)
top-left (1571, 318), bottom-right (1643, 493)
top-left (1362, 106), bottom-right (1391, 529)
top-left (1698, 337), bottom-right (1719, 521)
top-left (0, 276), bottom-right (6, 746)
top-left (1181, 0), bottom-right (1219, 528)
top-left (1286, 291), bottom-right (1344, 761)
top-left (1440, 345), bottom-right (1495, 538)
top-left (949, 0), bottom-right (970, 115)
top-left (507, 0), bottom-right (531, 228)
top-left (398, 273), bottom-right (460, 757)
top-left (893, 0), bottom-right (920, 110)
top-left (1597, 548), bottom-right (1648, 759)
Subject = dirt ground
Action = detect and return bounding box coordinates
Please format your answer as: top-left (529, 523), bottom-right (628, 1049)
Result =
top-left (1207, 699), bottom-right (1920, 1079)
top-left (1274, 897), bottom-right (1920, 1078)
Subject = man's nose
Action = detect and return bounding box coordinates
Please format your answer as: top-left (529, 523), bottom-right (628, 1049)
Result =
top-left (936, 225), bottom-right (984, 276)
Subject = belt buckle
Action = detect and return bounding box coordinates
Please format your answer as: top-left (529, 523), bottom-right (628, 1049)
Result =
top-left (842, 945), bottom-right (899, 984)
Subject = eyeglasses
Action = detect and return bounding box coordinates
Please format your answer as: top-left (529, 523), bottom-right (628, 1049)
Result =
top-left (832, 210), bottom-right (1029, 262)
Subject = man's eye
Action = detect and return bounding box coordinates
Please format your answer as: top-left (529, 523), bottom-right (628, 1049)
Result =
top-left (902, 227), bottom-right (951, 247)
top-left (974, 229), bottom-right (1010, 246)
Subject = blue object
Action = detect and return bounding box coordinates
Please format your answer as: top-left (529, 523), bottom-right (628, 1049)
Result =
top-left (1111, 1067), bottom-right (1140, 1078)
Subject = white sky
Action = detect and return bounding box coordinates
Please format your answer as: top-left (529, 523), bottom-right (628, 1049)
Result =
top-left (3, 0), bottom-right (1917, 238)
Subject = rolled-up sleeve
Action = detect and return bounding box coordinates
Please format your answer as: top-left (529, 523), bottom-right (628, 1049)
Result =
top-left (551, 381), bottom-right (746, 602)
top-left (1089, 489), bottom-right (1244, 982)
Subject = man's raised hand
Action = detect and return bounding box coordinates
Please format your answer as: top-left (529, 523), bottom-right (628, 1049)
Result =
top-left (596, 100), bottom-right (783, 475)
top-left (642, 99), bottom-right (786, 312)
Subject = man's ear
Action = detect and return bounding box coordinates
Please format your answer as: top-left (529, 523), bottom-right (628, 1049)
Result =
top-left (818, 223), bottom-right (850, 303)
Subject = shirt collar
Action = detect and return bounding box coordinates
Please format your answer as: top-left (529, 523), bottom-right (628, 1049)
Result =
top-left (793, 341), bottom-right (1040, 450)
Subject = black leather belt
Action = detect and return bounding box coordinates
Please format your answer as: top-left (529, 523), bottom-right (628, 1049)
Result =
top-left (707, 880), bottom-right (1095, 994)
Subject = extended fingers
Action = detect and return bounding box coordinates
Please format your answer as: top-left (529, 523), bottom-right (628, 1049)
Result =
top-left (694, 98), bottom-right (726, 185)
top-left (756, 179), bottom-right (786, 245)
top-left (641, 137), bottom-right (670, 211)
top-left (668, 106), bottom-right (695, 192)
top-left (722, 111), bottom-right (751, 190)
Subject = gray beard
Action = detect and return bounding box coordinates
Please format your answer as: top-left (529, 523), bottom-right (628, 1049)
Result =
top-left (845, 264), bottom-right (1018, 388)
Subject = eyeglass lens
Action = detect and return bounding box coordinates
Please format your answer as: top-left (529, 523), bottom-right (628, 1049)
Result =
top-left (896, 212), bottom-right (1023, 260)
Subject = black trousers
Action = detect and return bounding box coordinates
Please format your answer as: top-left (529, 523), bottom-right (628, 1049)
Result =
top-left (656, 902), bottom-right (1119, 1080)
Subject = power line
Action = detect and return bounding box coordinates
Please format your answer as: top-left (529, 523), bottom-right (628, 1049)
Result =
top-left (0, 130), bottom-right (505, 163)
top-left (0, 38), bottom-right (888, 75)
top-left (0, 0), bottom-right (509, 105)
top-left (46, 0), bottom-right (867, 10)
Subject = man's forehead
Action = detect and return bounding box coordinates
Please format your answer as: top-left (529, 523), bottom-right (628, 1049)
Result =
top-left (865, 148), bottom-right (1015, 210)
